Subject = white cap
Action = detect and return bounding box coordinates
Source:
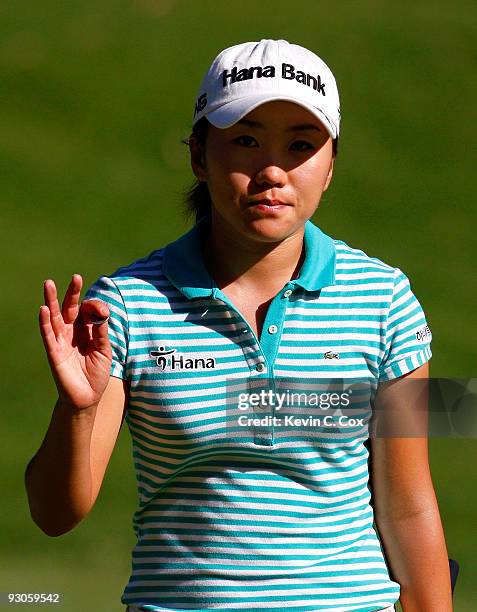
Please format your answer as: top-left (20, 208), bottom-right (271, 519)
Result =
top-left (193, 39), bottom-right (341, 139)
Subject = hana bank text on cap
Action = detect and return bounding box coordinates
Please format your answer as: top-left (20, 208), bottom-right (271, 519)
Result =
top-left (193, 39), bottom-right (341, 140)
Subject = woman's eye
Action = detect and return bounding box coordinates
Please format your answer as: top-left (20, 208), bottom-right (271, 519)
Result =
top-left (290, 140), bottom-right (315, 152)
top-left (233, 135), bottom-right (258, 147)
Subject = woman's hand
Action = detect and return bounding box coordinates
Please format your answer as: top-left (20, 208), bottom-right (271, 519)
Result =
top-left (39, 274), bottom-right (112, 410)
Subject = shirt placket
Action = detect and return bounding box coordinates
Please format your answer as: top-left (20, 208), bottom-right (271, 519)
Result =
top-left (212, 283), bottom-right (297, 447)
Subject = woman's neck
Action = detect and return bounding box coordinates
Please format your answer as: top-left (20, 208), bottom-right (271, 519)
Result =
top-left (201, 216), bottom-right (306, 296)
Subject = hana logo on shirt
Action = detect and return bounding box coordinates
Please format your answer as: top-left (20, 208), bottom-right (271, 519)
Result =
top-left (150, 347), bottom-right (216, 371)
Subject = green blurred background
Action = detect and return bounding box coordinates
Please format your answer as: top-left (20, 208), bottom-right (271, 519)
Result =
top-left (1, 0), bottom-right (476, 610)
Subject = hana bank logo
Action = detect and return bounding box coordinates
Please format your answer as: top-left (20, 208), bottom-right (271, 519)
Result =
top-left (150, 346), bottom-right (216, 371)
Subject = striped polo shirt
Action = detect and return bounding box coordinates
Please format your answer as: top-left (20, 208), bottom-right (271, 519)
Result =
top-left (85, 216), bottom-right (432, 612)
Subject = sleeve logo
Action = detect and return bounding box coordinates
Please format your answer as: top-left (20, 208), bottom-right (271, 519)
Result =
top-left (415, 324), bottom-right (432, 342)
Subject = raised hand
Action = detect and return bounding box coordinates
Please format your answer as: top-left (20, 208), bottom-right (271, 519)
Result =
top-left (39, 274), bottom-right (112, 410)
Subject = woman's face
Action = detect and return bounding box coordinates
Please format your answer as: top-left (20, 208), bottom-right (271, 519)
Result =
top-left (191, 100), bottom-right (335, 245)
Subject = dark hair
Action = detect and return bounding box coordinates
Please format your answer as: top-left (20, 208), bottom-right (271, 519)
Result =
top-left (183, 117), bottom-right (339, 224)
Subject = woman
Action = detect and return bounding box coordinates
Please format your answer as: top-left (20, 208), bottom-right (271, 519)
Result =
top-left (26, 40), bottom-right (452, 611)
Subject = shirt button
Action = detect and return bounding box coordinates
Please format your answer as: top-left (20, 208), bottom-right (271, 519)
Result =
top-left (256, 362), bottom-right (266, 373)
top-left (283, 289), bottom-right (293, 298)
top-left (268, 324), bottom-right (278, 334)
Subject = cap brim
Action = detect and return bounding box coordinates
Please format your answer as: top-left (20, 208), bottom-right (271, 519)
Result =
top-left (204, 94), bottom-right (338, 139)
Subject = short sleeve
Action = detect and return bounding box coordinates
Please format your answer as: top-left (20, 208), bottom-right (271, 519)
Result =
top-left (84, 276), bottom-right (129, 380)
top-left (378, 268), bottom-right (432, 382)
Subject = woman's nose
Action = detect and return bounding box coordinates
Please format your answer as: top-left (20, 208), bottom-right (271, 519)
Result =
top-left (254, 164), bottom-right (287, 188)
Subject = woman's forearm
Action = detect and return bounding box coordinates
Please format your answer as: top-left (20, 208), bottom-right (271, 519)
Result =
top-left (376, 507), bottom-right (453, 611)
top-left (24, 400), bottom-right (97, 537)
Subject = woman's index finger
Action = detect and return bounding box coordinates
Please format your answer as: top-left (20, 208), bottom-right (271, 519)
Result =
top-left (78, 298), bottom-right (110, 324)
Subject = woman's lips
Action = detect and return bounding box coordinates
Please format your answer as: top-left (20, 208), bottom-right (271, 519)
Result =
top-left (247, 199), bottom-right (290, 212)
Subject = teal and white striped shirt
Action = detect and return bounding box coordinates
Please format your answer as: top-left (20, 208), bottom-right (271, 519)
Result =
top-left (86, 216), bottom-right (432, 612)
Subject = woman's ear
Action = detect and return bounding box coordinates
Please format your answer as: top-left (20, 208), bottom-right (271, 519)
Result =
top-left (189, 135), bottom-right (207, 182)
top-left (323, 156), bottom-right (334, 192)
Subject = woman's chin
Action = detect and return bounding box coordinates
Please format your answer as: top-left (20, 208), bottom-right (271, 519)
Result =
top-left (240, 217), bottom-right (301, 243)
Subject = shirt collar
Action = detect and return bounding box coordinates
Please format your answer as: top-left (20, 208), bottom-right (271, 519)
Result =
top-left (163, 215), bottom-right (336, 299)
